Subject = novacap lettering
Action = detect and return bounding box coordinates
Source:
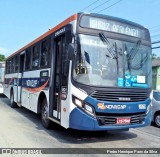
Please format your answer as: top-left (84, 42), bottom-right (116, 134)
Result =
top-left (105, 105), bottom-right (126, 109)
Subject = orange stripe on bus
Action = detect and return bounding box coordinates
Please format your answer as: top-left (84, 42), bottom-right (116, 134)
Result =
top-left (7, 13), bottom-right (78, 59)
top-left (24, 79), bottom-right (49, 93)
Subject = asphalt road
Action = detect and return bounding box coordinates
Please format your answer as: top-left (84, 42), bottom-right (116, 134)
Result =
top-left (0, 95), bottom-right (160, 157)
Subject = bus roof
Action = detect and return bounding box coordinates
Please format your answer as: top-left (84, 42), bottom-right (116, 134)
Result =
top-left (7, 13), bottom-right (78, 60)
top-left (7, 12), bottom-right (148, 60)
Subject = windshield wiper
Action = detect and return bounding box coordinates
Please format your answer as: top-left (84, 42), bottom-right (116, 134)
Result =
top-left (99, 32), bottom-right (117, 59)
top-left (115, 42), bottom-right (119, 75)
top-left (130, 54), bottom-right (149, 70)
top-left (125, 40), bottom-right (141, 73)
top-left (128, 40), bottom-right (141, 60)
top-left (99, 32), bottom-right (119, 75)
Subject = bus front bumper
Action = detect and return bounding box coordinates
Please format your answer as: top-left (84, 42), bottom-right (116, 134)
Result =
top-left (69, 108), bottom-right (152, 131)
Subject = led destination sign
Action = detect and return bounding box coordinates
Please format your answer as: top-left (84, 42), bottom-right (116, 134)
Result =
top-left (80, 16), bottom-right (146, 38)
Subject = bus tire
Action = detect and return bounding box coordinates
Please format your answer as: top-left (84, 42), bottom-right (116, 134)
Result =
top-left (154, 113), bottom-right (160, 128)
top-left (10, 91), bottom-right (18, 108)
top-left (41, 99), bottom-right (51, 129)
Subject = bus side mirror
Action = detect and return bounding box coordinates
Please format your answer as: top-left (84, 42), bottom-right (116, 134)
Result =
top-left (67, 43), bottom-right (75, 60)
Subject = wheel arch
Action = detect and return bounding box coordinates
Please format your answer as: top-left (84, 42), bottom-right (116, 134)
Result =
top-left (37, 91), bottom-right (47, 114)
top-left (154, 110), bottom-right (160, 120)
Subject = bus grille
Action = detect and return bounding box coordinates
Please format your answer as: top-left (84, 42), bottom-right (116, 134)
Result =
top-left (96, 112), bottom-right (146, 125)
top-left (90, 90), bottom-right (149, 102)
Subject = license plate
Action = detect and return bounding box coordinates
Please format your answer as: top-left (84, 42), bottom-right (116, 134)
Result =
top-left (116, 118), bottom-right (131, 124)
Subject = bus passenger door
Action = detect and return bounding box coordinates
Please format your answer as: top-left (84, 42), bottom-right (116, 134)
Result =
top-left (52, 37), bottom-right (64, 119)
top-left (49, 32), bottom-right (71, 120)
top-left (49, 25), bottom-right (72, 128)
top-left (19, 52), bottom-right (30, 108)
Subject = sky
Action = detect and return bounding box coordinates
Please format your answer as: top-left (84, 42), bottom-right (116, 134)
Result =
top-left (0, 0), bottom-right (160, 57)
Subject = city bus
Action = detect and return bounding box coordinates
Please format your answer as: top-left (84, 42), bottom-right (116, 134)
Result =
top-left (4, 12), bottom-right (152, 131)
top-left (0, 61), bottom-right (5, 94)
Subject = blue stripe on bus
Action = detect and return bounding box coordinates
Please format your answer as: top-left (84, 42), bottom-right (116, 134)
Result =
top-left (4, 77), bottom-right (50, 89)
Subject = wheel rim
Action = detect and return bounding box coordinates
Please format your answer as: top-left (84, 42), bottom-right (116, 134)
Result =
top-left (42, 103), bottom-right (48, 122)
top-left (155, 115), bottom-right (160, 127)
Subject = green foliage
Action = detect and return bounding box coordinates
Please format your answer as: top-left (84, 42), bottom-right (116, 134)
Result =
top-left (152, 53), bottom-right (160, 59)
top-left (0, 54), bottom-right (6, 61)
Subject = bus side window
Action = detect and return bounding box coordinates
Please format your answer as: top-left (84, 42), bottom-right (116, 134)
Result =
top-left (15, 55), bottom-right (19, 73)
top-left (13, 57), bottom-right (15, 73)
top-left (5, 61), bottom-right (7, 74)
top-left (6, 61), bottom-right (9, 74)
top-left (25, 49), bottom-right (31, 70)
top-left (32, 45), bottom-right (40, 68)
top-left (10, 58), bottom-right (14, 73)
top-left (41, 39), bottom-right (51, 67)
top-left (8, 60), bottom-right (10, 74)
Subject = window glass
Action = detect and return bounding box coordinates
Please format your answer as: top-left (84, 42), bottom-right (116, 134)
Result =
top-left (9, 60), bottom-right (11, 73)
top-left (73, 34), bottom-right (152, 88)
top-left (15, 55), bottom-right (19, 72)
top-left (25, 49), bottom-right (31, 70)
top-left (41, 39), bottom-right (51, 67)
top-left (8, 61), bottom-right (10, 74)
top-left (12, 58), bottom-right (15, 73)
top-left (32, 45), bottom-right (40, 68)
top-left (6, 61), bottom-right (9, 74)
top-left (10, 58), bottom-right (14, 73)
top-left (62, 33), bottom-right (72, 86)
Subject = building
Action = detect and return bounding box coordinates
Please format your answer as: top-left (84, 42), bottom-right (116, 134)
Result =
top-left (152, 59), bottom-right (160, 90)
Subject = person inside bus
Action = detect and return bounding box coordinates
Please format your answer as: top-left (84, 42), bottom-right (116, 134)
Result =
top-left (41, 47), bottom-right (48, 66)
top-left (32, 46), bottom-right (40, 67)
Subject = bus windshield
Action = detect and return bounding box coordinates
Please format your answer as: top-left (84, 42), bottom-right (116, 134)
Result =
top-left (73, 34), bottom-right (152, 88)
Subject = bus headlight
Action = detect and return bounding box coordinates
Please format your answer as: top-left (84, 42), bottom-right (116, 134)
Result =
top-left (84, 104), bottom-right (93, 113)
top-left (74, 98), bottom-right (83, 108)
top-left (72, 95), bottom-right (95, 117)
top-left (146, 102), bottom-right (152, 114)
top-left (84, 104), bottom-right (95, 117)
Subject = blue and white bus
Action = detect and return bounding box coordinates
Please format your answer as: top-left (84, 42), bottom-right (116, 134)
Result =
top-left (0, 61), bottom-right (5, 94)
top-left (4, 13), bottom-right (152, 131)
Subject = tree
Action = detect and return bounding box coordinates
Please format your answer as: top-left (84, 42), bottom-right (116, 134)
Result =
top-left (152, 53), bottom-right (160, 59)
top-left (0, 54), bottom-right (5, 61)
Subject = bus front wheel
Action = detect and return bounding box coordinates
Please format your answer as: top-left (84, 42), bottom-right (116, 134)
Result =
top-left (155, 113), bottom-right (160, 128)
top-left (41, 99), bottom-right (51, 129)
